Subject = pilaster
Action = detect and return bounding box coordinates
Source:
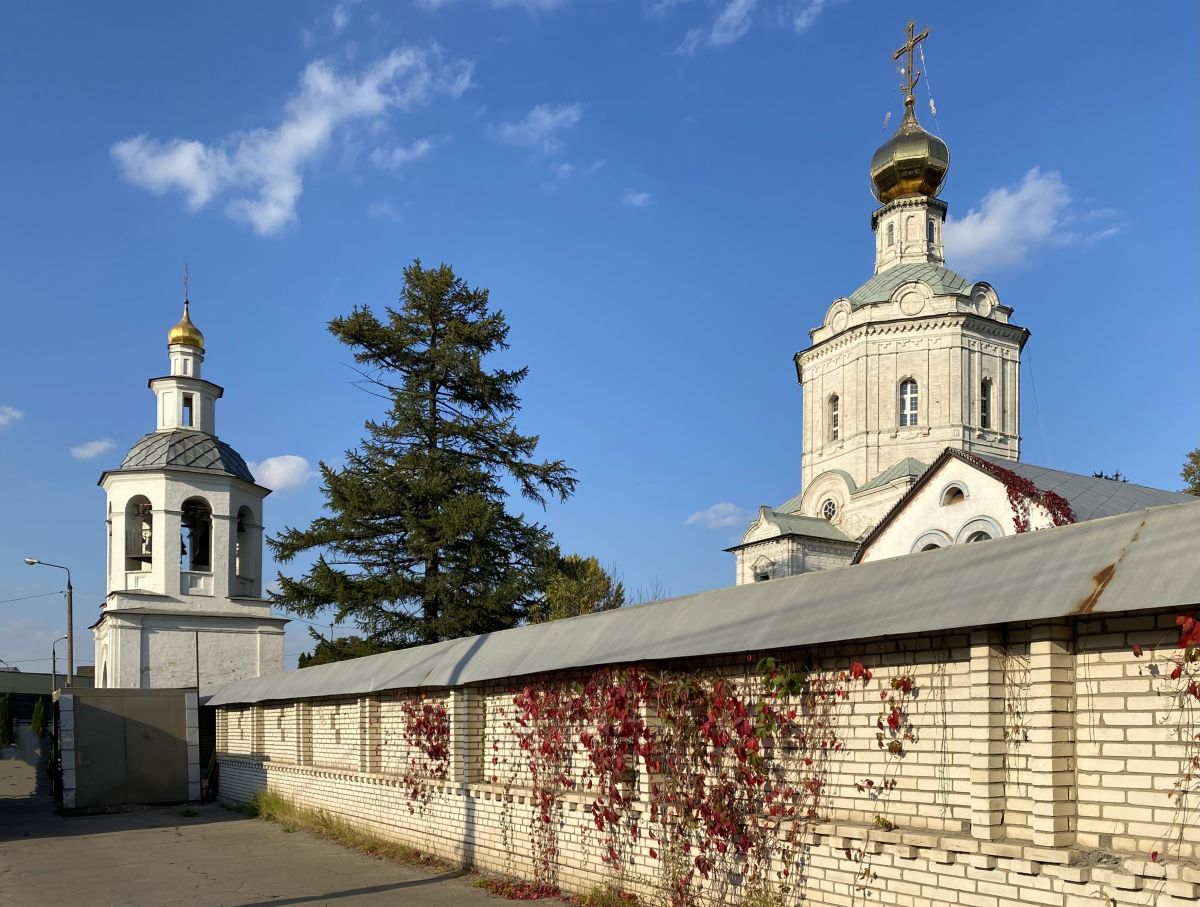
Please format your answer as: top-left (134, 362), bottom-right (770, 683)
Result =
top-left (968, 628), bottom-right (1006, 839)
top-left (1026, 621), bottom-right (1076, 846)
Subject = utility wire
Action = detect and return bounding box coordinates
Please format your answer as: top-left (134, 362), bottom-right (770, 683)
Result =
top-left (0, 591), bottom-right (64, 606)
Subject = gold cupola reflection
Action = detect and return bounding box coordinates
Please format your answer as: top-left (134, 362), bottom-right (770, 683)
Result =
top-left (870, 21), bottom-right (949, 203)
top-left (167, 299), bottom-right (205, 349)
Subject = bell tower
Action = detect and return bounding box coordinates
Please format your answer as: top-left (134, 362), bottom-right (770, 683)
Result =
top-left (92, 289), bottom-right (285, 695)
top-left (732, 21), bottom-right (1030, 582)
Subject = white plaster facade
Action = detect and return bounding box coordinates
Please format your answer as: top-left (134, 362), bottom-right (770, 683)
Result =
top-left (92, 306), bottom-right (286, 697)
top-left (855, 455), bottom-right (1054, 564)
top-left (733, 137), bottom-right (1029, 584)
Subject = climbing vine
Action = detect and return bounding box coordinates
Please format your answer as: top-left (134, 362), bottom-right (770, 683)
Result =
top-left (1141, 612), bottom-right (1200, 864)
top-left (492, 656), bottom-right (919, 906)
top-left (977, 458), bottom-right (1074, 532)
top-left (396, 694), bottom-right (450, 813)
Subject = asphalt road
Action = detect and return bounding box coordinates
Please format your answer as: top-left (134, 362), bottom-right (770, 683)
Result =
top-left (0, 730), bottom-right (504, 907)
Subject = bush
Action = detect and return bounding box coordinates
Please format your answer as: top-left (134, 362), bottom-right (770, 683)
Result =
top-left (0, 694), bottom-right (12, 747)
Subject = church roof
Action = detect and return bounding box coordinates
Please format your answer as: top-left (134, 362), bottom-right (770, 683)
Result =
top-left (766, 512), bottom-right (856, 544)
top-left (971, 455), bottom-right (1195, 522)
top-left (115, 430), bottom-right (255, 483)
top-left (209, 500), bottom-right (1200, 706)
top-left (856, 457), bottom-right (928, 493)
top-left (848, 262), bottom-right (972, 309)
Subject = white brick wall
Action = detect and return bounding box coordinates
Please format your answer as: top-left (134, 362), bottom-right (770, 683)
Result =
top-left (218, 611), bottom-right (1200, 905)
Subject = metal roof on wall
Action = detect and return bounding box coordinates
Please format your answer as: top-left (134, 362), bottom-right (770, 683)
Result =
top-left (209, 500), bottom-right (1200, 706)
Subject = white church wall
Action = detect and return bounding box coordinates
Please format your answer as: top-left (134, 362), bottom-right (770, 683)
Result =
top-left (859, 459), bottom-right (1057, 563)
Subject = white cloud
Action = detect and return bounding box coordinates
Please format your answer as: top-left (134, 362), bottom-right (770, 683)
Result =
top-left (70, 438), bottom-right (115, 460)
top-left (248, 455), bottom-right (317, 492)
top-left (369, 138), bottom-right (434, 170)
top-left (622, 190), bottom-right (652, 208)
top-left (494, 103), bottom-right (582, 155)
top-left (418, 0), bottom-right (568, 9)
top-left (331, 3), bottom-right (351, 32)
top-left (676, 0), bottom-right (754, 53)
top-left (791, 0), bottom-right (829, 31)
top-left (367, 200), bottom-right (406, 221)
top-left (112, 48), bottom-right (472, 236)
top-left (944, 167), bottom-right (1122, 274)
top-left (709, 0), bottom-right (755, 45)
top-left (675, 0), bottom-right (830, 53)
top-left (686, 502), bottom-right (751, 529)
top-left (0, 404), bottom-right (24, 428)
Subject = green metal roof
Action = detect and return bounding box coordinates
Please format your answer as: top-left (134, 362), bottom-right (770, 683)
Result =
top-left (848, 263), bottom-right (973, 309)
top-left (856, 457), bottom-right (928, 493)
top-left (768, 511), bottom-right (855, 543)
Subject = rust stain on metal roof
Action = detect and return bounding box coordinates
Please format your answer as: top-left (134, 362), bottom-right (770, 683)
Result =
top-left (1073, 519), bottom-right (1145, 615)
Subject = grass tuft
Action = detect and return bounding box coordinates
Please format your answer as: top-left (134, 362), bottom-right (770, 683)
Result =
top-left (570, 883), bottom-right (641, 906)
top-left (244, 789), bottom-right (458, 873)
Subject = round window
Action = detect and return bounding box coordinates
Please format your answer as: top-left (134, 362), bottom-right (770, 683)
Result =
top-left (821, 499), bottom-right (838, 521)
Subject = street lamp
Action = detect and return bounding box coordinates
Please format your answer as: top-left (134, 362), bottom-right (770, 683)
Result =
top-left (24, 558), bottom-right (73, 687)
top-left (51, 635), bottom-right (67, 692)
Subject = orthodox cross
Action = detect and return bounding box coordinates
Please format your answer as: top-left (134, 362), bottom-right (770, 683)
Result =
top-left (183, 261), bottom-right (190, 302)
top-left (892, 20), bottom-right (930, 108)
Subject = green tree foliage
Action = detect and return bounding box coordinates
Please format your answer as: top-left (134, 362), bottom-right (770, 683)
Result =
top-left (297, 631), bottom-right (391, 667)
top-left (271, 261), bottom-right (576, 648)
top-left (0, 694), bottom-right (12, 747)
top-left (1183, 448), bottom-right (1200, 496)
top-left (31, 697), bottom-right (47, 739)
top-left (528, 555), bottom-right (626, 624)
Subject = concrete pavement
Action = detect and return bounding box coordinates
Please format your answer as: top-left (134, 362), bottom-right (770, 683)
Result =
top-left (0, 737), bottom-right (511, 907)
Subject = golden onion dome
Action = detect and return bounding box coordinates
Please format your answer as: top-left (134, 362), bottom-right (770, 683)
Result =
top-left (167, 299), bottom-right (205, 348)
top-left (870, 103), bottom-right (950, 203)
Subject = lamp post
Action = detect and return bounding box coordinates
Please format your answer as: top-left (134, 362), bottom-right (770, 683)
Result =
top-left (51, 635), bottom-right (67, 692)
top-left (25, 559), bottom-right (73, 687)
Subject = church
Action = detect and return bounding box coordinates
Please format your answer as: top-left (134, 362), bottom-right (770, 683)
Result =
top-left (730, 23), bottom-right (1192, 585)
top-left (91, 300), bottom-right (286, 696)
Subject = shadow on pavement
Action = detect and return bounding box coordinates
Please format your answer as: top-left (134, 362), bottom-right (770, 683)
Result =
top-left (231, 873), bottom-right (472, 907)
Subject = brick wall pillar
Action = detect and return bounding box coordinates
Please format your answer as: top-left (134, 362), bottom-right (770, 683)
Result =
top-left (252, 705), bottom-right (265, 756)
top-left (968, 629), bottom-right (1005, 840)
top-left (1027, 620), bottom-right (1076, 846)
top-left (296, 701), bottom-right (312, 766)
top-left (360, 695), bottom-right (381, 774)
top-left (451, 687), bottom-right (483, 788)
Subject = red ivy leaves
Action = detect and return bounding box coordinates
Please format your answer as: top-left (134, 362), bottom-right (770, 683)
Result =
top-left (1178, 613), bottom-right (1200, 649)
top-left (977, 457), bottom-right (1075, 533)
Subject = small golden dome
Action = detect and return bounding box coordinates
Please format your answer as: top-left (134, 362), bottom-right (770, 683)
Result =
top-left (167, 299), bottom-right (205, 348)
top-left (870, 104), bottom-right (950, 203)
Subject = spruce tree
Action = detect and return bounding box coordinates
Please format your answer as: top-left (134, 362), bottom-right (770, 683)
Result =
top-left (270, 261), bottom-right (576, 648)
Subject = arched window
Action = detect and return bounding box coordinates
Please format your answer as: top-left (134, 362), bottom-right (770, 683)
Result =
top-left (921, 543), bottom-right (942, 551)
top-left (980, 378), bottom-right (992, 430)
top-left (899, 379), bottom-right (919, 427)
top-left (829, 394), bottom-right (840, 441)
top-left (181, 497), bottom-right (212, 572)
top-left (124, 496), bottom-right (153, 572)
top-left (927, 219), bottom-right (935, 243)
top-left (886, 223), bottom-right (895, 247)
top-left (234, 505), bottom-right (262, 594)
top-left (940, 484), bottom-right (966, 506)
top-left (965, 531), bottom-right (992, 543)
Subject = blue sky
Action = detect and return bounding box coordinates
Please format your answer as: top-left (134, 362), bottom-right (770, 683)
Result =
top-left (1, 1), bottom-right (1196, 672)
